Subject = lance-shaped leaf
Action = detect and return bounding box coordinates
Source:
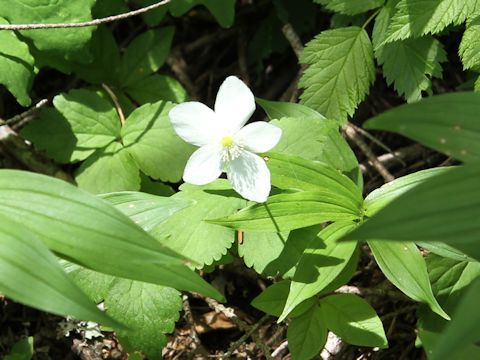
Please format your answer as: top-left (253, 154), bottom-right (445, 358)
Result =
top-left (0, 170), bottom-right (222, 300)
top-left (368, 240), bottom-right (449, 319)
top-left (280, 222), bottom-right (358, 321)
top-left (266, 153), bottom-right (362, 206)
top-left (101, 192), bottom-right (192, 232)
top-left (0, 216), bottom-right (118, 327)
top-left (364, 92), bottom-right (480, 162)
top-left (342, 164), bottom-right (480, 262)
top-left (256, 97), bottom-right (326, 120)
top-left (209, 191), bottom-right (362, 232)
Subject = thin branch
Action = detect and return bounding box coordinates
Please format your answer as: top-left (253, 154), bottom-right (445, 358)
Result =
top-left (182, 295), bottom-right (209, 359)
top-left (343, 122), bottom-right (395, 183)
top-left (101, 84), bottom-right (126, 127)
top-left (281, 23), bottom-right (304, 59)
top-left (0, 0), bottom-right (171, 30)
top-left (2, 99), bottom-right (49, 127)
top-left (224, 314), bottom-right (270, 357)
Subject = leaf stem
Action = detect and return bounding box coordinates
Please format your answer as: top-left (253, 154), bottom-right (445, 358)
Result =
top-left (362, 8), bottom-right (382, 30)
top-left (0, 0), bottom-right (171, 30)
top-left (101, 84), bottom-right (126, 127)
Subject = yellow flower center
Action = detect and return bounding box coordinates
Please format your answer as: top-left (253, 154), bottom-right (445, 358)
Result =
top-left (221, 136), bottom-right (234, 148)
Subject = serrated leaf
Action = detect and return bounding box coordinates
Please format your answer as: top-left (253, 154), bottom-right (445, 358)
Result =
top-left (287, 305), bottom-right (328, 360)
top-left (319, 294), bottom-right (388, 348)
top-left (0, 0), bottom-right (96, 57)
top-left (169, 0), bottom-right (236, 28)
top-left (364, 92), bottom-right (480, 162)
top-left (381, 0), bottom-right (477, 45)
top-left (0, 170), bottom-right (222, 299)
top-left (367, 240), bottom-right (449, 319)
top-left (121, 101), bottom-right (195, 182)
top-left (239, 226), bottom-right (319, 278)
top-left (71, 27), bottom-right (121, 85)
top-left (281, 222), bottom-right (357, 321)
top-left (210, 191), bottom-right (362, 232)
top-left (299, 26), bottom-right (375, 124)
top-left (106, 279), bottom-right (182, 359)
top-left (0, 216), bottom-right (117, 327)
top-left (152, 181), bottom-right (247, 267)
top-left (0, 18), bottom-right (35, 106)
top-left (315, 0), bottom-right (385, 15)
top-left (251, 280), bottom-right (316, 318)
top-left (120, 27), bottom-right (175, 87)
top-left (101, 191), bottom-right (192, 232)
top-left (75, 142), bottom-right (141, 194)
top-left (21, 108), bottom-right (95, 163)
top-left (459, 16), bottom-right (480, 71)
top-left (126, 74), bottom-right (188, 104)
top-left (53, 89), bottom-right (120, 149)
top-left (377, 36), bottom-right (446, 102)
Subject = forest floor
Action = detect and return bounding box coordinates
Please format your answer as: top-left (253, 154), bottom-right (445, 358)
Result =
top-left (0, 1), bottom-right (464, 359)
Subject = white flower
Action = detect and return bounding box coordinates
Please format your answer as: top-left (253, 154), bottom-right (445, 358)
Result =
top-left (169, 76), bottom-right (282, 202)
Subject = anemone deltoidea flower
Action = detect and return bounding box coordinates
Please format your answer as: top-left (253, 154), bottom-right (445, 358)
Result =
top-left (168, 76), bottom-right (282, 202)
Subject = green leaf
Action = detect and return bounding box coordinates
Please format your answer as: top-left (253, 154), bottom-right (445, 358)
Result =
top-left (287, 305), bottom-right (328, 360)
top-left (367, 240), bottom-right (449, 319)
top-left (135, 0), bottom-right (169, 26)
top-left (345, 164), bottom-right (480, 261)
top-left (0, 18), bottom-right (35, 106)
top-left (281, 222), bottom-right (358, 321)
top-left (0, 216), bottom-right (117, 327)
top-left (121, 101), bottom-right (195, 182)
top-left (0, 0), bottom-right (96, 57)
top-left (101, 191), bottom-right (192, 232)
top-left (169, 0), bottom-right (236, 28)
top-left (126, 74), bottom-right (188, 104)
top-left (0, 170), bottom-right (222, 300)
top-left (364, 92), bottom-right (480, 162)
top-left (153, 180), bottom-right (247, 267)
top-left (364, 167), bottom-right (449, 216)
top-left (376, 36), bottom-right (446, 102)
top-left (64, 263), bottom-right (183, 358)
top-left (106, 279), bottom-right (182, 359)
top-left (431, 278), bottom-right (480, 360)
top-left (75, 142), bottom-right (141, 194)
top-left (417, 242), bottom-right (475, 262)
top-left (299, 26), bottom-right (375, 124)
top-left (120, 27), bottom-right (175, 87)
top-left (251, 280), bottom-right (316, 318)
top-left (256, 98), bottom-right (326, 120)
top-left (315, 0), bottom-right (385, 15)
top-left (71, 27), bottom-right (121, 85)
top-left (417, 255), bottom-right (480, 358)
top-left (21, 108), bottom-right (95, 163)
top-left (239, 226), bottom-right (320, 278)
top-left (4, 337), bottom-right (33, 360)
top-left (459, 16), bottom-right (480, 71)
top-left (319, 294), bottom-right (388, 348)
top-left (380, 0), bottom-right (477, 45)
top-left (210, 190), bottom-right (362, 232)
top-left (53, 89), bottom-right (120, 149)
top-left (270, 117), bottom-right (362, 186)
top-left (266, 153), bottom-right (363, 206)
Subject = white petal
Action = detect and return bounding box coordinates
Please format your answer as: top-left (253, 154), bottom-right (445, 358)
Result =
top-left (169, 102), bottom-right (220, 146)
top-left (234, 122), bottom-right (282, 153)
top-left (183, 144), bottom-right (223, 185)
top-left (215, 76), bottom-right (256, 133)
top-left (227, 151), bottom-right (271, 203)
